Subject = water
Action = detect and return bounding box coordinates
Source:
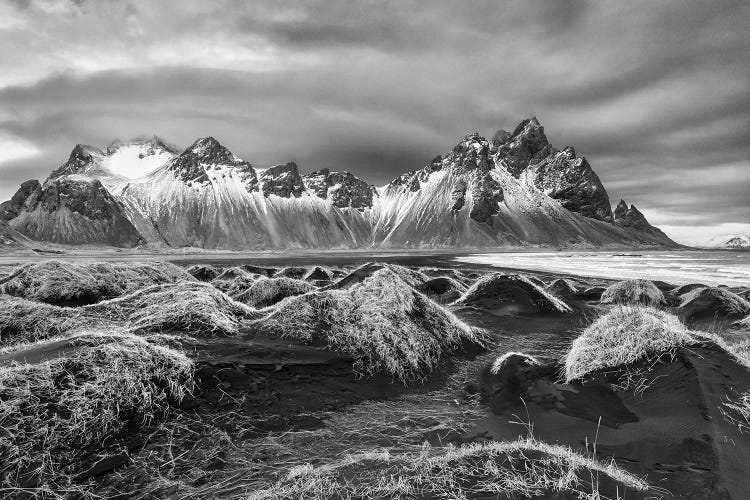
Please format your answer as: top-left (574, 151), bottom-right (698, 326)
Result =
top-left (455, 250), bottom-right (750, 287)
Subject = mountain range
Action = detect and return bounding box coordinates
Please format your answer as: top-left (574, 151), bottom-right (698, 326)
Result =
top-left (0, 118), bottom-right (676, 250)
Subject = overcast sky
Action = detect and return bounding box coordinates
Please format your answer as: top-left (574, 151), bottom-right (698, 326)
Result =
top-left (1, 0), bottom-right (748, 245)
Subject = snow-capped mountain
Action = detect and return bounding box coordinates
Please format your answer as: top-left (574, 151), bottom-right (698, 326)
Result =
top-left (713, 235), bottom-right (750, 249)
top-left (0, 118), bottom-right (677, 249)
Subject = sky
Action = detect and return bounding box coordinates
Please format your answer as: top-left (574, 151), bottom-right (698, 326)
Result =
top-left (0, 0), bottom-right (748, 246)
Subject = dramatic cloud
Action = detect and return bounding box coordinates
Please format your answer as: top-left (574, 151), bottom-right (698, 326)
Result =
top-left (1, 0), bottom-right (748, 244)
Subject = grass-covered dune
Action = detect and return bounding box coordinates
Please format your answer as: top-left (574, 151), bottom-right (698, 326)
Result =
top-left (564, 306), bottom-right (694, 382)
top-left (0, 260), bottom-right (193, 305)
top-left (417, 276), bottom-right (467, 303)
top-left (186, 264), bottom-right (221, 282)
top-left (546, 278), bottom-right (578, 296)
top-left (677, 286), bottom-right (750, 320)
top-left (0, 331), bottom-right (193, 495)
top-left (255, 268), bottom-right (485, 383)
top-left (600, 279), bottom-right (666, 307)
top-left (454, 273), bottom-right (571, 314)
top-left (326, 262), bottom-right (428, 290)
top-left (248, 438), bottom-right (650, 500)
top-left (1, 281), bottom-right (259, 344)
top-left (234, 277), bottom-right (315, 308)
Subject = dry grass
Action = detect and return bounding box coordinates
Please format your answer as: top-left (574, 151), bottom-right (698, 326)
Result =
top-left (235, 277), bottom-right (315, 308)
top-left (0, 330), bottom-right (193, 496)
top-left (455, 273), bottom-right (571, 313)
top-left (1, 282), bottom-right (259, 344)
top-left (564, 306), bottom-right (695, 382)
top-left (721, 390), bottom-right (750, 433)
top-left (490, 351), bottom-right (540, 375)
top-left (186, 264), bottom-right (221, 282)
top-left (0, 260), bottom-right (193, 305)
top-left (678, 286), bottom-right (750, 319)
top-left (256, 268), bottom-right (485, 383)
top-left (247, 438), bottom-right (649, 500)
top-left (274, 266), bottom-right (307, 280)
top-left (210, 273), bottom-right (262, 298)
top-left (600, 280), bottom-right (665, 307)
top-left (547, 278), bottom-right (578, 295)
top-left (86, 282), bottom-right (260, 335)
top-left (0, 296), bottom-right (99, 344)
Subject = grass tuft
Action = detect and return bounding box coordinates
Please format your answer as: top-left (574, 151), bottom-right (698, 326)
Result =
top-left (1, 282), bottom-right (258, 343)
top-left (455, 273), bottom-right (571, 313)
top-left (600, 279), bottom-right (665, 307)
top-left (247, 438), bottom-right (650, 500)
top-left (186, 264), bottom-right (221, 282)
top-left (256, 268), bottom-right (485, 383)
top-left (86, 282), bottom-right (260, 335)
top-left (0, 260), bottom-right (193, 305)
top-left (678, 286), bottom-right (750, 319)
top-left (0, 330), bottom-right (193, 495)
top-left (490, 351), bottom-right (540, 375)
top-left (235, 277), bottom-right (315, 308)
top-left (564, 306), bottom-right (695, 382)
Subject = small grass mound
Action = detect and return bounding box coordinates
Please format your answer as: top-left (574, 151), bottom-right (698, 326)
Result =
top-left (672, 283), bottom-right (707, 296)
top-left (0, 296), bottom-right (98, 344)
top-left (455, 273), bottom-right (571, 314)
top-left (329, 263), bottom-right (428, 290)
top-left (0, 260), bottom-right (193, 305)
top-left (678, 286), bottom-right (750, 320)
top-left (304, 266), bottom-right (332, 282)
top-left (577, 286), bottom-right (605, 300)
top-left (235, 277), bottom-right (315, 308)
top-left (417, 276), bottom-right (466, 302)
top-left (0, 330), bottom-right (193, 494)
top-left (210, 273), bottom-right (262, 298)
top-left (239, 265), bottom-right (277, 277)
top-left (87, 282), bottom-right (260, 335)
top-left (564, 306), bottom-right (695, 382)
top-left (274, 266), bottom-right (308, 280)
top-left (186, 264), bottom-right (221, 281)
top-left (256, 269), bottom-right (485, 382)
top-left (600, 279), bottom-right (665, 307)
top-left (490, 351), bottom-right (540, 375)
top-left (547, 278), bottom-right (578, 296)
top-left (247, 438), bottom-right (649, 500)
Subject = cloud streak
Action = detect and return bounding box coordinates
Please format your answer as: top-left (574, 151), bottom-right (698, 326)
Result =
top-left (0, 0), bottom-right (748, 244)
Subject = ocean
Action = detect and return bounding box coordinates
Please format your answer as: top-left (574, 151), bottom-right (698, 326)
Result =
top-left (455, 250), bottom-right (750, 287)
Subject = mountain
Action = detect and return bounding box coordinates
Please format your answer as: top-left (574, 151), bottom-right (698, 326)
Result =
top-left (713, 234), bottom-right (750, 249)
top-left (0, 118), bottom-right (677, 250)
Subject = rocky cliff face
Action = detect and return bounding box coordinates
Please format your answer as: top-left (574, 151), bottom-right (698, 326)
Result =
top-left (3, 176), bottom-right (142, 247)
top-left (259, 162), bottom-right (305, 198)
top-left (302, 169), bottom-right (375, 210)
top-left (0, 118), bottom-right (677, 249)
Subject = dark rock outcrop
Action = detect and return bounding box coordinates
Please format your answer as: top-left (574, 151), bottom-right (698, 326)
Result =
top-left (48, 144), bottom-right (105, 180)
top-left (167, 137), bottom-right (257, 189)
top-left (7, 178), bottom-right (142, 247)
top-left (258, 162), bottom-right (305, 198)
top-left (493, 117), bottom-right (552, 177)
top-left (302, 169), bottom-right (375, 209)
top-left (529, 147), bottom-right (613, 222)
top-left (613, 200), bottom-right (661, 234)
top-left (0, 180), bottom-right (42, 221)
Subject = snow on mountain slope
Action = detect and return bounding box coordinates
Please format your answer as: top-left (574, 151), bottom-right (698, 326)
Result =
top-left (714, 234), bottom-right (750, 249)
top-left (2, 175), bottom-right (143, 247)
top-left (48, 136), bottom-right (179, 190)
top-left (0, 118), bottom-right (678, 249)
top-left (102, 137), bottom-right (179, 179)
top-left (119, 138), bottom-right (373, 249)
top-left (372, 131), bottom-right (674, 248)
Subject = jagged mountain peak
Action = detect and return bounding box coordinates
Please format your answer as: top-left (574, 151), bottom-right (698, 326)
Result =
top-left (106, 135), bottom-right (180, 156)
top-left (495, 117), bottom-right (552, 177)
top-left (47, 144), bottom-right (106, 180)
top-left (302, 168), bottom-right (375, 210)
top-left (166, 136), bottom-right (254, 185)
top-left (258, 162), bottom-right (305, 198)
